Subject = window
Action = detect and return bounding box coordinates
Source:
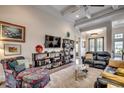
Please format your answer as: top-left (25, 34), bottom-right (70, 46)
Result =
top-left (89, 37), bottom-right (104, 52)
top-left (114, 33), bottom-right (123, 39)
top-left (96, 38), bottom-right (104, 51)
top-left (114, 41), bottom-right (123, 56)
top-left (113, 33), bottom-right (124, 59)
top-left (89, 39), bottom-right (95, 51)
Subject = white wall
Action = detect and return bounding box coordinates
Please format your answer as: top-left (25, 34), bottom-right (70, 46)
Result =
top-left (80, 21), bottom-right (112, 53)
top-left (112, 26), bottom-right (124, 34)
top-left (0, 5), bottom-right (77, 81)
top-left (81, 28), bottom-right (107, 56)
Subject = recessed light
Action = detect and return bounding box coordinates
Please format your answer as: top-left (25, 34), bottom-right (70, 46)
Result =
top-left (76, 15), bottom-right (79, 18)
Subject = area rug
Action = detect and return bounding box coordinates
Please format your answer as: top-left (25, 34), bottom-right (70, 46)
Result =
top-left (45, 65), bottom-right (102, 88)
top-left (0, 64), bottom-right (102, 88)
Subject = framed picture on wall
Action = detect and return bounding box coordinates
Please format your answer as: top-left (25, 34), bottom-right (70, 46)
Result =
top-left (0, 21), bottom-right (25, 42)
top-left (4, 44), bottom-right (21, 56)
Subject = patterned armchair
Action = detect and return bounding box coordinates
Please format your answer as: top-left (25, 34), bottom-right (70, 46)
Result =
top-left (0, 56), bottom-right (50, 88)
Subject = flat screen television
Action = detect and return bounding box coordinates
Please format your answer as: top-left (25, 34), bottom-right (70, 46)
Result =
top-left (45, 35), bottom-right (61, 48)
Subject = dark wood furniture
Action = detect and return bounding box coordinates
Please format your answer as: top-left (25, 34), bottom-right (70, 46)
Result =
top-left (62, 39), bottom-right (74, 64)
top-left (32, 39), bottom-right (74, 69)
top-left (32, 51), bottom-right (73, 69)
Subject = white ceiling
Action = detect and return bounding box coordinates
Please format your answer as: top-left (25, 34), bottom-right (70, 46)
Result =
top-left (51, 5), bottom-right (112, 22)
top-left (35, 5), bottom-right (124, 30)
top-left (112, 19), bottom-right (124, 28)
top-left (52, 5), bottom-right (68, 11)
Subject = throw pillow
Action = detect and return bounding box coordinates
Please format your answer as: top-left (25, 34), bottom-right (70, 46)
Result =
top-left (15, 64), bottom-right (25, 73)
top-left (116, 68), bottom-right (124, 77)
top-left (85, 54), bottom-right (93, 60)
top-left (9, 61), bottom-right (18, 70)
top-left (105, 66), bottom-right (117, 74)
top-left (16, 59), bottom-right (31, 68)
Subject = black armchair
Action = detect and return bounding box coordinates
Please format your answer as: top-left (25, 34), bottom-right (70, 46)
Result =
top-left (93, 51), bottom-right (111, 69)
top-left (82, 51), bottom-right (111, 69)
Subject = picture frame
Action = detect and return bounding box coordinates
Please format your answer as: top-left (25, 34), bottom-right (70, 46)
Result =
top-left (4, 44), bottom-right (21, 56)
top-left (0, 21), bottom-right (25, 42)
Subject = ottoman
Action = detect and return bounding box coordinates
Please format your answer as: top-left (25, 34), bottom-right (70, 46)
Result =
top-left (22, 69), bottom-right (50, 88)
top-left (16, 67), bottom-right (50, 88)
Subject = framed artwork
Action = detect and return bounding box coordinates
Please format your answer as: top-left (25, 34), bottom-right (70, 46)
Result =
top-left (4, 44), bottom-right (21, 56)
top-left (0, 21), bottom-right (25, 42)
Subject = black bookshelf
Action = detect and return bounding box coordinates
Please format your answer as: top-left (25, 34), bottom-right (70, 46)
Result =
top-left (32, 39), bottom-right (74, 69)
top-left (62, 39), bottom-right (74, 63)
top-left (32, 51), bottom-right (72, 69)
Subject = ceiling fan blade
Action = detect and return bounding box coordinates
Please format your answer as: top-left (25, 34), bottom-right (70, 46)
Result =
top-left (90, 5), bottom-right (104, 7)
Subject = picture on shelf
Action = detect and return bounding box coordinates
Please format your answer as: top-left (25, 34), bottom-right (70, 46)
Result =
top-left (0, 21), bottom-right (25, 42)
top-left (4, 44), bottom-right (21, 56)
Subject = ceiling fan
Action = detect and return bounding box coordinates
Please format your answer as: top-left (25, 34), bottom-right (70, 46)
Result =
top-left (61, 5), bottom-right (105, 19)
top-left (62, 5), bottom-right (119, 19)
top-left (77, 5), bottom-right (105, 19)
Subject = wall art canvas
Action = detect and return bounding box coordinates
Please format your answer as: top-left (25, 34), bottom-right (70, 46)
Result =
top-left (4, 44), bottom-right (21, 56)
top-left (0, 21), bottom-right (25, 42)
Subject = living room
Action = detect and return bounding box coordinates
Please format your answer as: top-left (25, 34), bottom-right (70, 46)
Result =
top-left (0, 5), bottom-right (124, 89)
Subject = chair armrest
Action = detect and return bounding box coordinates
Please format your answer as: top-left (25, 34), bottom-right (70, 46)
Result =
top-left (5, 69), bottom-right (14, 74)
top-left (5, 69), bottom-right (17, 78)
top-left (101, 71), bottom-right (124, 86)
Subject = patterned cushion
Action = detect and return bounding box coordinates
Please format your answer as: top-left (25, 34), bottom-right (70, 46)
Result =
top-left (22, 76), bottom-right (50, 88)
top-left (17, 59), bottom-right (30, 68)
top-left (15, 64), bottom-right (25, 73)
top-left (9, 61), bottom-right (18, 70)
top-left (23, 69), bottom-right (49, 84)
top-left (16, 67), bottom-right (42, 80)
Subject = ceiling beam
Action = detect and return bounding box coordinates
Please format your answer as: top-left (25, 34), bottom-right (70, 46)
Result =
top-left (61, 5), bottom-right (79, 16)
top-left (75, 6), bottom-right (124, 27)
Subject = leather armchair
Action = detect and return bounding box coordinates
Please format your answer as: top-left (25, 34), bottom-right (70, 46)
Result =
top-left (93, 51), bottom-right (111, 69)
top-left (82, 51), bottom-right (111, 69)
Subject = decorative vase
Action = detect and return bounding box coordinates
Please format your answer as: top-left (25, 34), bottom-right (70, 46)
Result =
top-left (35, 45), bottom-right (43, 53)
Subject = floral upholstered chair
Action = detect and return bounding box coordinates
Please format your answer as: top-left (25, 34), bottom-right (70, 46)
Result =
top-left (0, 56), bottom-right (50, 88)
